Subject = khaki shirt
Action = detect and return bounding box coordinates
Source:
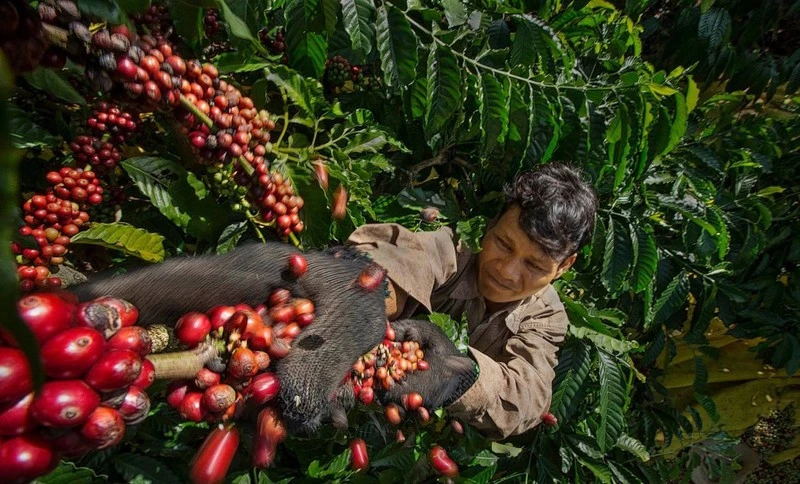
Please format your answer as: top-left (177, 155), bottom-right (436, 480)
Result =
top-left (346, 223), bottom-right (569, 440)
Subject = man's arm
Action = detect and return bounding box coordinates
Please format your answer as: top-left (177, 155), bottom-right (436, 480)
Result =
top-left (447, 308), bottom-right (568, 440)
top-left (345, 224), bottom-right (457, 319)
top-left (385, 280), bottom-right (407, 320)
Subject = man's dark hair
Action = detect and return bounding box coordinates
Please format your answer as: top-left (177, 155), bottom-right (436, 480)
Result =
top-left (504, 162), bottom-right (598, 261)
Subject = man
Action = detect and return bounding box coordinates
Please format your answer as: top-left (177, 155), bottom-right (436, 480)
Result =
top-left (346, 162), bottom-right (597, 439)
top-left (72, 163), bottom-right (597, 439)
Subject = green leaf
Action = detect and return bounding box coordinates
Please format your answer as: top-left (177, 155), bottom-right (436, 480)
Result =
top-left (478, 73), bottom-right (509, 153)
top-left (427, 312), bottom-right (460, 341)
top-left (120, 157), bottom-right (224, 239)
top-left (576, 458), bottom-right (612, 483)
top-left (216, 221), bottom-right (248, 254)
top-left (264, 64), bottom-right (326, 117)
top-left (213, 52), bottom-right (272, 74)
top-left (341, 0), bottom-right (375, 60)
top-left (408, 77), bottom-right (428, 119)
top-left (343, 129), bottom-right (389, 153)
top-left (602, 217), bottom-right (633, 293)
top-left (76, 0), bottom-right (128, 25)
top-left (70, 223), bottom-right (165, 262)
top-left (648, 83), bottom-right (677, 96)
top-left (615, 435), bottom-right (650, 462)
top-left (698, 8), bottom-right (731, 51)
top-left (756, 186), bottom-right (785, 197)
top-left (569, 326), bottom-right (639, 354)
top-left (216, 0), bottom-right (258, 44)
top-left (631, 224), bottom-right (658, 292)
top-left (585, 307), bottom-right (627, 327)
top-left (597, 350), bottom-right (626, 451)
top-left (424, 45), bottom-right (462, 139)
top-left (686, 76), bottom-right (699, 112)
top-left (376, 5), bottom-right (419, 88)
top-left (510, 17), bottom-right (537, 67)
top-left (456, 216), bottom-right (487, 253)
top-left (652, 272), bottom-right (689, 326)
top-left (441, 0), bottom-right (468, 27)
top-left (550, 341), bottom-right (591, 422)
top-left (113, 453), bottom-right (181, 484)
top-left (487, 19), bottom-right (510, 49)
top-left (168, 0), bottom-right (203, 49)
top-left (370, 447), bottom-right (416, 468)
top-left (686, 146), bottom-right (722, 172)
top-left (663, 93), bottom-right (687, 155)
top-left (693, 356), bottom-right (708, 393)
top-left (491, 441), bottom-right (524, 457)
top-left (462, 465), bottom-right (498, 484)
top-left (285, 0), bottom-right (328, 78)
top-left (695, 392), bottom-right (720, 422)
top-left (24, 68), bottom-right (85, 105)
top-left (510, 14), bottom-right (562, 72)
top-left (35, 461), bottom-right (105, 484)
top-left (7, 104), bottom-right (59, 149)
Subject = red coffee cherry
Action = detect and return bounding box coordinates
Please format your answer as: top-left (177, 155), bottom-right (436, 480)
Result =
top-left (0, 434), bottom-right (58, 483)
top-left (15, 292), bottom-right (76, 345)
top-left (107, 326), bottom-right (152, 357)
top-left (349, 438), bottom-right (369, 471)
top-left (287, 253), bottom-right (307, 278)
top-left (429, 445), bottom-right (458, 478)
top-left (40, 327), bottom-right (106, 379)
top-left (83, 349), bottom-right (143, 393)
top-left (175, 312), bottom-right (212, 347)
top-left (81, 406), bottom-right (126, 449)
top-left (31, 380), bottom-right (100, 428)
top-left (131, 358), bottom-right (156, 389)
top-left (246, 372), bottom-right (280, 405)
top-left (118, 385), bottom-right (151, 425)
top-left (0, 393), bottom-right (36, 436)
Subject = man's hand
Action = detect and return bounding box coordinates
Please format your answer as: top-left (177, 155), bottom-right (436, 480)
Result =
top-left (378, 319), bottom-right (478, 410)
top-left (72, 243), bottom-right (389, 435)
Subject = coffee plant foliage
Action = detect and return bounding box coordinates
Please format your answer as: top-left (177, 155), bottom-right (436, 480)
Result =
top-left (1, 0), bottom-right (798, 482)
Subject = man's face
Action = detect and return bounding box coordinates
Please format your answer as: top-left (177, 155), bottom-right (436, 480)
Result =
top-left (477, 205), bottom-right (576, 304)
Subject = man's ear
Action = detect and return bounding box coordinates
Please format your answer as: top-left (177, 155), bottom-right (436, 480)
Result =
top-left (555, 253), bottom-right (577, 279)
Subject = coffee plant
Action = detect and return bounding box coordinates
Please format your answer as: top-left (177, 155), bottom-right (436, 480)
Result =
top-left (1, 0), bottom-right (798, 482)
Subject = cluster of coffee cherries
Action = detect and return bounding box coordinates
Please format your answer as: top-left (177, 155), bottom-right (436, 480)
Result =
top-left (87, 102), bottom-right (139, 144)
top-left (324, 55), bottom-right (353, 90)
top-left (0, 0), bottom-right (52, 74)
top-left (204, 9), bottom-right (222, 38)
top-left (324, 56), bottom-right (381, 94)
top-left (130, 3), bottom-right (174, 44)
top-left (349, 323), bottom-right (430, 415)
top-left (15, 188), bottom-right (93, 291)
top-left (35, 3), bottom-right (306, 238)
top-left (237, 171), bottom-right (305, 236)
top-left (177, 74), bottom-right (275, 167)
top-left (14, 98), bottom-right (140, 291)
top-left (69, 135), bottom-right (123, 169)
top-left (351, 65), bottom-right (381, 93)
top-left (166, 254), bottom-right (312, 425)
top-left (0, 292), bottom-right (152, 484)
top-left (259, 28), bottom-right (286, 55)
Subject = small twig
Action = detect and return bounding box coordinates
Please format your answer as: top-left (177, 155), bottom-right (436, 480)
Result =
top-left (288, 231), bottom-right (302, 249)
top-left (179, 95), bottom-right (216, 132)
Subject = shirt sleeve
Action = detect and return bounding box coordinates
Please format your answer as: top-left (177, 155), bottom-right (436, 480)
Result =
top-left (345, 224), bottom-right (459, 313)
top-left (447, 303), bottom-right (568, 440)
